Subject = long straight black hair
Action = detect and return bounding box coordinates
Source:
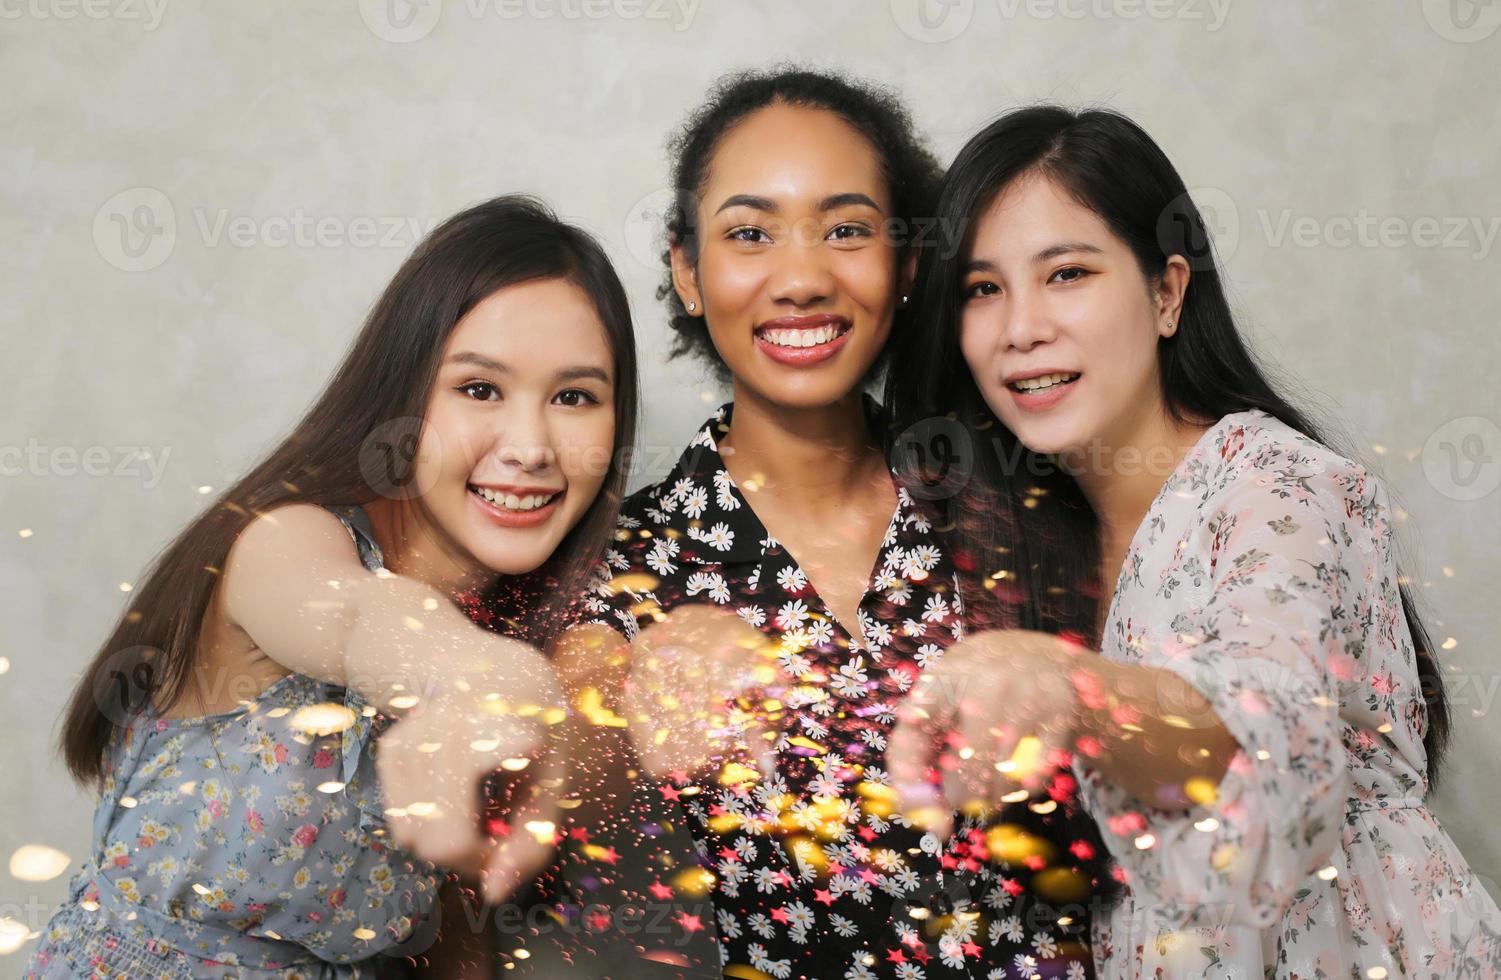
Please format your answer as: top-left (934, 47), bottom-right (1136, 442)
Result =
top-left (885, 105), bottom-right (1451, 782)
top-left (61, 195), bottom-right (639, 786)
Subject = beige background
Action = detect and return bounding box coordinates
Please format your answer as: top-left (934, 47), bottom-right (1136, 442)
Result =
top-left (3, 0), bottom-right (1498, 960)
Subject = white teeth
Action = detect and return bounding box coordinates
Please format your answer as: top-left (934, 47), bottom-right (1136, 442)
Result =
top-left (761, 325), bottom-right (844, 348)
top-left (472, 486), bottom-right (557, 511)
top-left (1011, 372), bottom-right (1080, 392)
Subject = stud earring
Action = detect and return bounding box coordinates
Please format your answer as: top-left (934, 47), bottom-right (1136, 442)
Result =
top-left (687, 301), bottom-right (697, 313)
top-left (900, 294), bottom-right (909, 306)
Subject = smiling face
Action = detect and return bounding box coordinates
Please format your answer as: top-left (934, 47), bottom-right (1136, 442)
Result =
top-left (406, 276), bottom-right (616, 579)
top-left (671, 102), bottom-right (906, 409)
top-left (959, 173), bottom-right (1188, 459)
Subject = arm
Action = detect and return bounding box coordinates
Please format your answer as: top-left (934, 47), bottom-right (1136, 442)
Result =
top-left (223, 503), bottom-right (549, 708)
top-left (1068, 443), bottom-right (1368, 928)
top-left (224, 504), bottom-right (566, 895)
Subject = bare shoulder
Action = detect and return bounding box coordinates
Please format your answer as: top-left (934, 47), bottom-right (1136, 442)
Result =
top-left (229, 503), bottom-right (368, 572)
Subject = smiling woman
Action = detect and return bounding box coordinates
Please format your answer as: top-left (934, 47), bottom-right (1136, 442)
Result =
top-left (548, 68), bottom-right (1114, 980)
top-left (33, 195), bottom-right (638, 979)
top-left (885, 104), bottom-right (1500, 979)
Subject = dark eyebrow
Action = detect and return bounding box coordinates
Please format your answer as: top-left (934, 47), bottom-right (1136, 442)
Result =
top-left (817, 192), bottom-right (883, 213)
top-left (715, 194), bottom-right (777, 215)
top-left (556, 366), bottom-right (612, 384)
top-left (445, 352), bottom-right (610, 385)
top-left (713, 192), bottom-right (885, 216)
top-left (1033, 242), bottom-right (1104, 263)
top-left (962, 243), bottom-right (1104, 275)
top-left (446, 351), bottom-right (506, 372)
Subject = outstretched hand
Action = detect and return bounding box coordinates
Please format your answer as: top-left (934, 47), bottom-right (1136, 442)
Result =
top-left (887, 629), bottom-right (1087, 840)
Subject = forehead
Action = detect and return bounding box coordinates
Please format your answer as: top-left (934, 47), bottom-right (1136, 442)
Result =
top-left (700, 102), bottom-right (890, 209)
top-left (444, 277), bottom-right (612, 368)
top-left (971, 174), bottom-right (1117, 255)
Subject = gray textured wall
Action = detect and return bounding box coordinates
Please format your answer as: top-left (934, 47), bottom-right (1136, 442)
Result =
top-left (3, 0), bottom-right (1498, 960)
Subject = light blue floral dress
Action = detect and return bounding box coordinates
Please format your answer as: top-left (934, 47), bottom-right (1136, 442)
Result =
top-left (27, 505), bottom-right (440, 978)
top-left (1078, 410), bottom-right (1501, 977)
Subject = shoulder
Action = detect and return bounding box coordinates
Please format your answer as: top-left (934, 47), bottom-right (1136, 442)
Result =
top-left (228, 502), bottom-right (373, 576)
top-left (1204, 410), bottom-right (1391, 541)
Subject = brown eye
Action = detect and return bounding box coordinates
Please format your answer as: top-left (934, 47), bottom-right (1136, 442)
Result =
top-left (728, 226), bottom-right (770, 244)
top-left (553, 388), bottom-right (600, 408)
top-left (459, 381), bottom-right (499, 401)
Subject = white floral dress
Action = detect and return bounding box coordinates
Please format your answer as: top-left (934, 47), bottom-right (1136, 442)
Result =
top-left (1076, 409), bottom-right (1501, 977)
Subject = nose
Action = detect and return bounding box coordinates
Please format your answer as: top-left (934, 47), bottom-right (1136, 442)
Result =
top-left (768, 234), bottom-right (836, 308)
top-left (1000, 288), bottom-right (1057, 353)
top-left (491, 405), bottom-right (556, 474)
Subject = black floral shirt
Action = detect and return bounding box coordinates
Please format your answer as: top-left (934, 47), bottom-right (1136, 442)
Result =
top-left (579, 403), bottom-right (1102, 980)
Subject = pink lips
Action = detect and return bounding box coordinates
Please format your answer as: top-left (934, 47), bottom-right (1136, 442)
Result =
top-left (467, 484), bottom-right (563, 529)
top-left (752, 314), bottom-right (853, 367)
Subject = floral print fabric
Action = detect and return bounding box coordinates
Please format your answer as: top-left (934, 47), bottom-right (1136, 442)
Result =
top-left (26, 505), bottom-right (439, 978)
top-left (1077, 410), bottom-right (1501, 977)
top-left (580, 403), bottom-right (1107, 980)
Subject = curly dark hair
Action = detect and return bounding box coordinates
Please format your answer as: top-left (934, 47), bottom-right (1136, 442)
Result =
top-left (658, 66), bottom-right (944, 379)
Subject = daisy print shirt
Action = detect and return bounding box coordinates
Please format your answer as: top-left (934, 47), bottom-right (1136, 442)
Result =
top-left (582, 403), bottom-right (1102, 980)
top-left (1077, 410), bottom-right (1501, 978)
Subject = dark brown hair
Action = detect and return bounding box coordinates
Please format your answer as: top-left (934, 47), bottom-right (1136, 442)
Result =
top-left (61, 194), bottom-right (639, 785)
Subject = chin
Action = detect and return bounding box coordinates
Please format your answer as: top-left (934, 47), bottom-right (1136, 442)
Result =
top-left (997, 415), bottom-right (1080, 458)
top-left (472, 542), bottom-right (551, 577)
top-left (749, 367), bottom-right (873, 411)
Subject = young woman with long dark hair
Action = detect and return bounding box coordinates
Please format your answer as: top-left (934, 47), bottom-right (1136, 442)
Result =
top-left (885, 105), bottom-right (1500, 977)
top-left (28, 195), bottom-right (638, 978)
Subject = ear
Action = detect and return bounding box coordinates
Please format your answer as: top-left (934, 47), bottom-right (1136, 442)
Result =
top-left (669, 240), bottom-right (702, 316)
top-left (1156, 255), bottom-right (1191, 337)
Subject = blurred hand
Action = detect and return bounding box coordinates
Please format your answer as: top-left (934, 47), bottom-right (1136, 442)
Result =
top-left (376, 638), bottom-right (567, 903)
top-left (623, 603), bottom-right (779, 783)
top-left (887, 629), bottom-right (1086, 840)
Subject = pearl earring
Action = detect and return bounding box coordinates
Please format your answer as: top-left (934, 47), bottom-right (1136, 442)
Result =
top-left (687, 301), bottom-right (696, 313)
